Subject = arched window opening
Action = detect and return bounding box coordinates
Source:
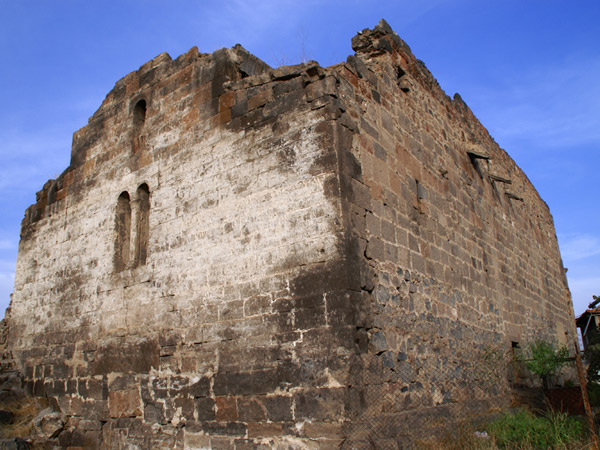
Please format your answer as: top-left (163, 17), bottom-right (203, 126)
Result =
top-left (115, 191), bottom-right (131, 272)
top-left (134, 183), bottom-right (150, 266)
top-left (132, 99), bottom-right (147, 153)
top-left (133, 99), bottom-right (146, 127)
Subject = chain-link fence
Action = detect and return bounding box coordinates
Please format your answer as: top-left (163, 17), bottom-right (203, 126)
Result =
top-left (339, 343), bottom-right (598, 449)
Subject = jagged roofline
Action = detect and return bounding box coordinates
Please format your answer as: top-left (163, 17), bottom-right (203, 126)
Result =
top-left (68, 44), bottom-right (272, 170)
top-left (37, 20), bottom-right (427, 180)
top-left (61, 20), bottom-right (420, 173)
top-left (25, 18), bottom-right (550, 229)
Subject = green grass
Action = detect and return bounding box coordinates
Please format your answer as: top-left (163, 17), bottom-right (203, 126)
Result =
top-left (486, 409), bottom-right (584, 449)
top-left (418, 408), bottom-right (591, 449)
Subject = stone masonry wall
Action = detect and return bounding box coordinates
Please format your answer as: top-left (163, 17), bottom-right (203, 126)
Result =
top-left (7, 45), bottom-right (358, 449)
top-left (331, 21), bottom-right (578, 446)
top-left (2, 20), bottom-right (578, 449)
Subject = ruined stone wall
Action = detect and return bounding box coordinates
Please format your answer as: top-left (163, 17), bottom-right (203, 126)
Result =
top-left (7, 45), bottom-right (358, 448)
top-left (3, 20), bottom-right (578, 449)
top-left (331, 21), bottom-right (578, 445)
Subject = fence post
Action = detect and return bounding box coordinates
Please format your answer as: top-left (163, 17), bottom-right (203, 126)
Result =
top-left (575, 343), bottom-right (598, 449)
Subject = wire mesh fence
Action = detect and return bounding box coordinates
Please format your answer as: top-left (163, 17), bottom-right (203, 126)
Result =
top-left (338, 343), bottom-right (598, 449)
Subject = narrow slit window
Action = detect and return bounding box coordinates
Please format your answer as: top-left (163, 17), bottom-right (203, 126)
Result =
top-left (133, 99), bottom-right (146, 128)
top-left (134, 183), bottom-right (150, 266)
top-left (510, 341), bottom-right (522, 384)
top-left (132, 99), bottom-right (147, 153)
top-left (115, 192), bottom-right (131, 272)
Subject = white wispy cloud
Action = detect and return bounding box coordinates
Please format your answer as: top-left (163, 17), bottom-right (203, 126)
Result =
top-left (192, 0), bottom-right (322, 66)
top-left (470, 57), bottom-right (600, 150)
top-left (570, 276), bottom-right (600, 295)
top-left (0, 127), bottom-right (72, 192)
top-left (0, 259), bottom-right (16, 272)
top-left (559, 234), bottom-right (600, 263)
top-left (0, 240), bottom-right (15, 250)
top-left (188, 0), bottom-right (451, 67)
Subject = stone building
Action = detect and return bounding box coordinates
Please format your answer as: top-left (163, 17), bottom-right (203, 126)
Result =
top-left (1, 20), bottom-right (577, 448)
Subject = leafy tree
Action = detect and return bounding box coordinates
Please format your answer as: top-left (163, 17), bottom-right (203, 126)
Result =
top-left (526, 340), bottom-right (569, 389)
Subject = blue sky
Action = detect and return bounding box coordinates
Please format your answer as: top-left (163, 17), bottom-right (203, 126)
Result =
top-left (1, 0), bottom-right (598, 318)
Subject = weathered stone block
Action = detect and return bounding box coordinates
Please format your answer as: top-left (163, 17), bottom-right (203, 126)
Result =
top-left (200, 421), bottom-right (247, 437)
top-left (293, 388), bottom-right (345, 421)
top-left (265, 395), bottom-right (293, 422)
top-left (247, 421), bottom-right (284, 438)
top-left (303, 422), bottom-right (343, 439)
top-left (143, 402), bottom-right (165, 424)
top-left (183, 431), bottom-right (211, 449)
top-left (305, 76), bottom-right (337, 102)
top-left (236, 396), bottom-right (266, 422)
top-left (195, 397), bottom-right (216, 421)
top-left (189, 377), bottom-right (211, 398)
top-left (215, 396), bottom-right (238, 422)
top-left (108, 390), bottom-right (142, 418)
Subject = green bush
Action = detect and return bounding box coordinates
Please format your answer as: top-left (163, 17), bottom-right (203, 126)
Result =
top-left (526, 341), bottom-right (570, 389)
top-left (486, 409), bottom-right (583, 449)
